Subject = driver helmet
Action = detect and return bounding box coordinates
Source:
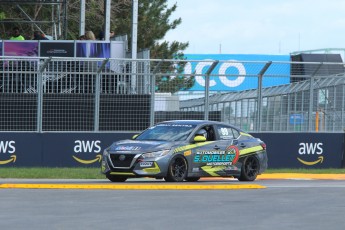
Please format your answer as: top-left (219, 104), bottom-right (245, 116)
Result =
top-left (196, 129), bottom-right (208, 139)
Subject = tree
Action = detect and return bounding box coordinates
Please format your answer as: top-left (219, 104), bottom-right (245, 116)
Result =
top-left (69, 0), bottom-right (193, 93)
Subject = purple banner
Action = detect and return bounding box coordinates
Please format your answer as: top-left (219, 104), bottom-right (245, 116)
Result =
top-left (3, 41), bottom-right (38, 56)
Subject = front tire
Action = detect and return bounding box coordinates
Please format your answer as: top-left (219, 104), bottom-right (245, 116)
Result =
top-left (106, 174), bottom-right (127, 182)
top-left (238, 156), bottom-right (259, 181)
top-left (164, 155), bottom-right (188, 182)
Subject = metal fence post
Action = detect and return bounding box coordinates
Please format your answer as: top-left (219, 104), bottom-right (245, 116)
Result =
top-left (150, 74), bottom-right (156, 126)
top-left (37, 58), bottom-right (51, 133)
top-left (257, 61), bottom-right (272, 132)
top-left (308, 63), bottom-right (322, 132)
top-left (95, 59), bottom-right (109, 131)
top-left (204, 61), bottom-right (218, 120)
top-left (149, 61), bottom-right (163, 126)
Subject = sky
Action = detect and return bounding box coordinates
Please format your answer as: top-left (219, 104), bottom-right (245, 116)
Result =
top-left (164, 0), bottom-right (345, 55)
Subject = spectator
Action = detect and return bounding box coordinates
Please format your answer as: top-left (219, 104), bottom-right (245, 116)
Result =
top-left (10, 27), bottom-right (25, 40)
top-left (110, 31), bottom-right (115, 39)
top-left (85, 31), bottom-right (96, 40)
top-left (98, 31), bottom-right (104, 40)
top-left (98, 30), bottom-right (115, 40)
top-left (32, 31), bottom-right (49, 40)
top-left (78, 34), bottom-right (86, 40)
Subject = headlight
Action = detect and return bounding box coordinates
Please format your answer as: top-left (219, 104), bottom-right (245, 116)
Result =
top-left (103, 149), bottom-right (109, 157)
top-left (141, 149), bottom-right (170, 158)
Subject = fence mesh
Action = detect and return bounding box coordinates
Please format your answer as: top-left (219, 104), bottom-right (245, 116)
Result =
top-left (1, 56), bottom-right (345, 132)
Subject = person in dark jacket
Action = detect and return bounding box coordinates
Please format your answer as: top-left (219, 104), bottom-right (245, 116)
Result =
top-left (33, 31), bottom-right (49, 40)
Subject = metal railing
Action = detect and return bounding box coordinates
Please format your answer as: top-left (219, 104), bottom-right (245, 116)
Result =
top-left (1, 56), bottom-right (345, 132)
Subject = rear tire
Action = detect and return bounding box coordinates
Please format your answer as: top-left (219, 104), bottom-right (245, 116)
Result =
top-left (106, 174), bottom-right (127, 182)
top-left (238, 156), bottom-right (259, 181)
top-left (164, 155), bottom-right (188, 182)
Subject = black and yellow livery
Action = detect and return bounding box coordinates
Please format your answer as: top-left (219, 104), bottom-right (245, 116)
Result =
top-left (101, 120), bottom-right (267, 182)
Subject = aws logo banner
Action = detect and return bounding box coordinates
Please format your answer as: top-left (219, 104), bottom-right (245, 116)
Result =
top-left (0, 141), bottom-right (16, 165)
top-left (41, 133), bottom-right (133, 167)
top-left (291, 135), bottom-right (343, 168)
top-left (73, 140), bottom-right (102, 165)
top-left (0, 134), bottom-right (42, 167)
top-left (183, 54), bottom-right (290, 91)
top-left (297, 143), bottom-right (324, 166)
top-left (250, 132), bottom-right (344, 168)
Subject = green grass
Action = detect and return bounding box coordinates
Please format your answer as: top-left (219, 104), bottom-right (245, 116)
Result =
top-left (0, 167), bottom-right (344, 179)
top-left (0, 167), bottom-right (105, 179)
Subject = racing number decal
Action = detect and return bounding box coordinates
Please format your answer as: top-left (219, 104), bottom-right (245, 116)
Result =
top-left (220, 128), bottom-right (229, 136)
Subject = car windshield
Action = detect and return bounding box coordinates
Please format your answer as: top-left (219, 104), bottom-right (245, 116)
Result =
top-left (136, 123), bottom-right (196, 141)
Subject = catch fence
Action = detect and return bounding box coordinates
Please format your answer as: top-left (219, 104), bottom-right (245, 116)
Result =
top-left (1, 56), bottom-right (345, 132)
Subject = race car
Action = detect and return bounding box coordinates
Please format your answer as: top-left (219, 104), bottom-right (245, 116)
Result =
top-left (101, 120), bottom-right (267, 182)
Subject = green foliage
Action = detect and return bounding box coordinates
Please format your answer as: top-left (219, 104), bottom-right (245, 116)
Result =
top-left (0, 12), bottom-right (5, 20)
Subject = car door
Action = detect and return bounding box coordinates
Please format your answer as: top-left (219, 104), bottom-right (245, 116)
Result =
top-left (189, 125), bottom-right (235, 177)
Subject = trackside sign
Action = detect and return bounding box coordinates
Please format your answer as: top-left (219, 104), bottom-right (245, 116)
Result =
top-left (183, 54), bottom-right (290, 91)
top-left (0, 132), bottom-right (343, 168)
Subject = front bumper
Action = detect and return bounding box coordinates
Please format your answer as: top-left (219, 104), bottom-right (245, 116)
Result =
top-left (101, 153), bottom-right (169, 177)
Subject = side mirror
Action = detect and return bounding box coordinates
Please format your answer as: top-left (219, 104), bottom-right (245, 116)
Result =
top-left (132, 134), bottom-right (139, 139)
top-left (194, 136), bottom-right (206, 142)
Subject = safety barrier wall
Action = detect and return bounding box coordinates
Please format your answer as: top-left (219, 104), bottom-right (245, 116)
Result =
top-left (0, 132), bottom-right (343, 168)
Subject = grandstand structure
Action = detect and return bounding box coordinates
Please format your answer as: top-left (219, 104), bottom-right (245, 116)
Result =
top-left (0, 0), bottom-right (67, 39)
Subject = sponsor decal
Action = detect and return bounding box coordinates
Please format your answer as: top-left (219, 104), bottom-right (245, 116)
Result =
top-left (73, 140), bottom-right (102, 165)
top-left (115, 146), bottom-right (141, 151)
top-left (140, 162), bottom-right (153, 167)
top-left (182, 54), bottom-right (290, 91)
top-left (0, 140), bottom-right (17, 165)
top-left (297, 142), bottom-right (324, 166)
top-left (142, 162), bottom-right (161, 174)
top-left (193, 145), bottom-right (239, 166)
top-left (156, 124), bottom-right (193, 127)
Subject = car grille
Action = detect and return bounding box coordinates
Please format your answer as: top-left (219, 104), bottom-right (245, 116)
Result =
top-left (109, 153), bottom-right (136, 168)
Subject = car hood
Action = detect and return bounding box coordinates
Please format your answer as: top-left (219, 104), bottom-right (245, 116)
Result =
top-left (108, 139), bottom-right (182, 153)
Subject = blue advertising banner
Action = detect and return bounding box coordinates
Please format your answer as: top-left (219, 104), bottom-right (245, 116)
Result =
top-left (76, 41), bottom-right (110, 58)
top-left (0, 133), bottom-right (42, 167)
top-left (0, 132), bottom-right (343, 168)
top-left (41, 133), bottom-right (133, 167)
top-left (184, 54), bottom-right (290, 91)
top-left (251, 133), bottom-right (344, 168)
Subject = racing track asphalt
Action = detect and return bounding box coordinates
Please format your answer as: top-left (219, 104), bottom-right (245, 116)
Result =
top-left (0, 174), bottom-right (344, 230)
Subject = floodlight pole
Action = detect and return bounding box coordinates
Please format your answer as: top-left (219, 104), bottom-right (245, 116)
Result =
top-left (79, 0), bottom-right (85, 36)
top-left (131, 0), bottom-right (138, 93)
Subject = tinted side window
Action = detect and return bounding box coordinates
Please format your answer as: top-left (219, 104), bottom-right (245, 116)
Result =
top-left (217, 126), bottom-right (235, 140)
top-left (232, 129), bottom-right (240, 139)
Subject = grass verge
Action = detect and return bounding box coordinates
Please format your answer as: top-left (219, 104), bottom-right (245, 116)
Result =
top-left (0, 167), bottom-right (344, 179)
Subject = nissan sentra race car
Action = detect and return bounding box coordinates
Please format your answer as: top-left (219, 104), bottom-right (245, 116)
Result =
top-left (101, 120), bottom-right (267, 182)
